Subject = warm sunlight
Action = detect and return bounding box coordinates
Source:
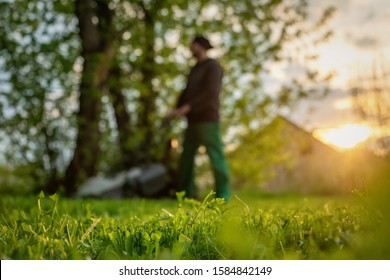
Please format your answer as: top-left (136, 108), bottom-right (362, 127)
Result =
top-left (313, 124), bottom-right (373, 149)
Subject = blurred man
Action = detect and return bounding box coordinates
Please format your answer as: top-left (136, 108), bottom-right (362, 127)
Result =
top-left (167, 35), bottom-right (231, 201)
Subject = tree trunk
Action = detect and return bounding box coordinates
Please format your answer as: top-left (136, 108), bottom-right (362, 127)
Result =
top-left (108, 63), bottom-right (141, 169)
top-left (64, 0), bottom-right (117, 195)
top-left (138, 4), bottom-right (158, 161)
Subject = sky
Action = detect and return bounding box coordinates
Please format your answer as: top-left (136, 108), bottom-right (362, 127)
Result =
top-left (286, 0), bottom-right (390, 133)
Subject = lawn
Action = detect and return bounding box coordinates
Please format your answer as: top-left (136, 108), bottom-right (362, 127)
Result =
top-left (0, 190), bottom-right (388, 260)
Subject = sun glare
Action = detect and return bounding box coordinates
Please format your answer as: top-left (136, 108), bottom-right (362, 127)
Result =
top-left (314, 124), bottom-right (373, 149)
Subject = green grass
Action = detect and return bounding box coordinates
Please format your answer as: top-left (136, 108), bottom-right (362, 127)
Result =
top-left (0, 190), bottom-right (388, 260)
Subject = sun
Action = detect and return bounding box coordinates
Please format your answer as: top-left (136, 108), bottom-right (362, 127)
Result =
top-left (313, 124), bottom-right (373, 150)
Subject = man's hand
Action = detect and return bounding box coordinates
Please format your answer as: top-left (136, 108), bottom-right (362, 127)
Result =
top-left (166, 104), bottom-right (191, 119)
top-left (177, 104), bottom-right (191, 116)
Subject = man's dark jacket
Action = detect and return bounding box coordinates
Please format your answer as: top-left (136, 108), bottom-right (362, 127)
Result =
top-left (176, 58), bottom-right (223, 123)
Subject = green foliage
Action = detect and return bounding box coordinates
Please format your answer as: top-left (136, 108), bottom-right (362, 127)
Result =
top-left (228, 116), bottom-right (290, 188)
top-left (0, 190), bottom-right (388, 260)
top-left (0, 0), bottom-right (79, 189)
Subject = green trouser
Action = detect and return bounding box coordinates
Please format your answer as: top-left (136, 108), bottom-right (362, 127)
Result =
top-left (179, 122), bottom-right (231, 200)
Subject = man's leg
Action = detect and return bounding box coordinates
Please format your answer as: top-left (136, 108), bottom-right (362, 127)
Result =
top-left (200, 122), bottom-right (231, 201)
top-left (179, 125), bottom-right (199, 198)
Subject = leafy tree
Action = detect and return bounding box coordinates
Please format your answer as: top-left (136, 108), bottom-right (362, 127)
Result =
top-left (0, 1), bottom-right (78, 192)
top-left (64, 0), bottom-right (118, 195)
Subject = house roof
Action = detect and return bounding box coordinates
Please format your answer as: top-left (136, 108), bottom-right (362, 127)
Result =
top-left (271, 115), bottom-right (341, 154)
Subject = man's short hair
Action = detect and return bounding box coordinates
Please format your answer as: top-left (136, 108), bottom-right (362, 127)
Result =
top-left (192, 35), bottom-right (213, 50)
